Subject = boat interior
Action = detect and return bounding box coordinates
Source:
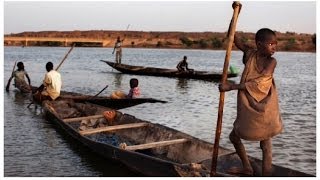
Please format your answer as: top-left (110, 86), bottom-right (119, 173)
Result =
top-left (45, 100), bottom-right (231, 165)
top-left (44, 100), bottom-right (313, 177)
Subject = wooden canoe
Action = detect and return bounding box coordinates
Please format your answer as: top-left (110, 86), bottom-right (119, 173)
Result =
top-left (30, 88), bottom-right (166, 110)
top-left (42, 100), bottom-right (313, 177)
top-left (101, 60), bottom-right (238, 81)
top-left (60, 92), bottom-right (167, 110)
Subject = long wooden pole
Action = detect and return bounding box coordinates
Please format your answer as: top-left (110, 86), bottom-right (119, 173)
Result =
top-left (55, 43), bottom-right (76, 71)
top-left (210, 1), bottom-right (241, 176)
top-left (90, 85), bottom-right (109, 99)
top-left (10, 61), bottom-right (17, 76)
top-left (5, 61), bottom-right (17, 91)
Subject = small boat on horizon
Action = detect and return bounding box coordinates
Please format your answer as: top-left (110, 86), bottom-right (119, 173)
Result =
top-left (101, 60), bottom-right (238, 82)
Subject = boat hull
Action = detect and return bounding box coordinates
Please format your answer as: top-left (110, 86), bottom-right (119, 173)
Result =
top-left (42, 100), bottom-right (313, 177)
top-left (30, 88), bottom-right (166, 109)
top-left (101, 60), bottom-right (238, 81)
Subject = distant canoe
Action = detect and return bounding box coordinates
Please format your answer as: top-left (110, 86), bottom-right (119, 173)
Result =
top-left (101, 60), bottom-right (238, 81)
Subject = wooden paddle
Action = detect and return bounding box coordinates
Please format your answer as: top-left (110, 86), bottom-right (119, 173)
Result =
top-left (5, 60), bottom-right (17, 92)
top-left (55, 43), bottom-right (76, 71)
top-left (91, 84), bottom-right (109, 98)
top-left (10, 61), bottom-right (17, 76)
top-left (210, 1), bottom-right (241, 176)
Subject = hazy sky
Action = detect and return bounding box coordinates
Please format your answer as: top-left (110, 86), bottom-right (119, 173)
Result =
top-left (3, 1), bottom-right (317, 34)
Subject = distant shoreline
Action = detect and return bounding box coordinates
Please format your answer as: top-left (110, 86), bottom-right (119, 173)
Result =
top-left (4, 30), bottom-right (316, 52)
top-left (4, 45), bottom-right (316, 54)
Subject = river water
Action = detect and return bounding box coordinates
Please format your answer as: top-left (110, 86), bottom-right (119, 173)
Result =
top-left (3, 47), bottom-right (316, 176)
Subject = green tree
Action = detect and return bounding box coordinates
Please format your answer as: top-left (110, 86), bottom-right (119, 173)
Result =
top-left (199, 39), bottom-right (208, 48)
top-left (284, 38), bottom-right (296, 51)
top-left (179, 37), bottom-right (193, 47)
top-left (211, 37), bottom-right (222, 48)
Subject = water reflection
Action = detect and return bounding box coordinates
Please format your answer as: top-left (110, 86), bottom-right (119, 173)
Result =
top-left (12, 91), bottom-right (31, 103)
top-left (176, 78), bottom-right (188, 89)
top-left (112, 73), bottom-right (123, 89)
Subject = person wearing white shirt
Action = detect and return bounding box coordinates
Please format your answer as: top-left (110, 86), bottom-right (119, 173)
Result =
top-left (34, 62), bottom-right (62, 101)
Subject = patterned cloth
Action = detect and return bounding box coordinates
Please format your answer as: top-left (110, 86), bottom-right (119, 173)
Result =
top-left (234, 50), bottom-right (283, 141)
top-left (128, 87), bottom-right (140, 98)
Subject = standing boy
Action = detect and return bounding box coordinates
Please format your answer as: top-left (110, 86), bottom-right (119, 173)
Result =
top-left (112, 36), bottom-right (125, 64)
top-left (219, 28), bottom-right (283, 176)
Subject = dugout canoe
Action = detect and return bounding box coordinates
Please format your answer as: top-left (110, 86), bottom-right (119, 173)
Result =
top-left (101, 60), bottom-right (238, 81)
top-left (30, 88), bottom-right (166, 110)
top-left (60, 93), bottom-right (166, 110)
top-left (42, 100), bottom-right (313, 177)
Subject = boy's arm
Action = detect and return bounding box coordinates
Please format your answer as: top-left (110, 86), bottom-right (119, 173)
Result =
top-left (112, 42), bottom-right (116, 54)
top-left (220, 59), bottom-right (277, 92)
top-left (112, 46), bottom-right (115, 54)
top-left (6, 76), bottom-right (13, 91)
top-left (234, 34), bottom-right (249, 52)
top-left (262, 58), bottom-right (277, 75)
top-left (186, 62), bottom-right (190, 70)
top-left (219, 82), bottom-right (246, 92)
top-left (122, 35), bottom-right (126, 42)
top-left (176, 61), bottom-right (181, 69)
top-left (26, 73), bottom-right (31, 85)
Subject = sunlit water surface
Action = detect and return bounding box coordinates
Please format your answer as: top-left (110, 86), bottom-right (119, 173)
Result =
top-left (4, 47), bottom-right (316, 176)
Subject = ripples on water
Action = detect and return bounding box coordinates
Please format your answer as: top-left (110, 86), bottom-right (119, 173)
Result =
top-left (4, 47), bottom-right (316, 176)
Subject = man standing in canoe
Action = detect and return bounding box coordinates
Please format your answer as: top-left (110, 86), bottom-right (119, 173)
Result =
top-left (6, 61), bottom-right (32, 93)
top-left (219, 28), bottom-right (283, 176)
top-left (34, 62), bottom-right (62, 102)
top-left (112, 36), bottom-right (125, 64)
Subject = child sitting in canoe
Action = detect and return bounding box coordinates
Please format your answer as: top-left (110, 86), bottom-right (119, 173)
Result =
top-left (111, 78), bottom-right (140, 99)
top-left (6, 61), bottom-right (32, 93)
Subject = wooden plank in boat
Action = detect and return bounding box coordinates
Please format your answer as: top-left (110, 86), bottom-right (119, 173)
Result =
top-left (63, 114), bottom-right (104, 123)
top-left (121, 138), bottom-right (188, 151)
top-left (79, 122), bottom-right (148, 135)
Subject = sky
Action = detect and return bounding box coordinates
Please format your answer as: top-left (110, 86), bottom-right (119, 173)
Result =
top-left (2, 0), bottom-right (317, 35)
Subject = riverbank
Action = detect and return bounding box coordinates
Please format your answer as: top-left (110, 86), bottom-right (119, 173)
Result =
top-left (4, 30), bottom-right (316, 52)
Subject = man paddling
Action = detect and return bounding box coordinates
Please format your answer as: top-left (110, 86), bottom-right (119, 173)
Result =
top-left (6, 61), bottom-right (32, 93)
top-left (34, 62), bottom-right (62, 102)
